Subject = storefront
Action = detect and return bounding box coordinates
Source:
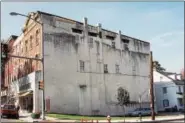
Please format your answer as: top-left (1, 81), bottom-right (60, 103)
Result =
top-left (10, 71), bottom-right (42, 113)
top-left (19, 91), bottom-right (33, 113)
top-left (1, 89), bottom-right (8, 104)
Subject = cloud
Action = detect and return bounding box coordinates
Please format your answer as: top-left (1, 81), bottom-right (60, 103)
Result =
top-left (150, 31), bottom-right (184, 48)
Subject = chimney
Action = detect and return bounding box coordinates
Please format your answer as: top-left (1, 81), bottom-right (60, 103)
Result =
top-left (83, 17), bottom-right (88, 27)
top-left (117, 30), bottom-right (122, 49)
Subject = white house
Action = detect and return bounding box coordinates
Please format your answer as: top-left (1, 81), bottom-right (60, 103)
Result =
top-left (10, 11), bottom-right (151, 116)
top-left (154, 70), bottom-right (184, 112)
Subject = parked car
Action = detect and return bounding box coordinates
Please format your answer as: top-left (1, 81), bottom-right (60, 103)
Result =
top-left (179, 106), bottom-right (184, 113)
top-left (1, 104), bottom-right (19, 119)
top-left (128, 108), bottom-right (155, 117)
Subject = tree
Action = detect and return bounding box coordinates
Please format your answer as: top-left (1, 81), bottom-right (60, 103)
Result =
top-left (117, 87), bottom-right (130, 122)
top-left (153, 61), bottom-right (166, 72)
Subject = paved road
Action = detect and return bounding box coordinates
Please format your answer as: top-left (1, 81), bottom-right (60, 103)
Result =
top-left (167, 119), bottom-right (184, 122)
top-left (1, 118), bottom-right (22, 122)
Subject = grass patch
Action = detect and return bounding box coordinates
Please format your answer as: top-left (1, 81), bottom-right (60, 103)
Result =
top-left (46, 113), bottom-right (157, 121)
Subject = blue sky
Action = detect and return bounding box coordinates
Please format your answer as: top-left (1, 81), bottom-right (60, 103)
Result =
top-left (1, 2), bottom-right (184, 73)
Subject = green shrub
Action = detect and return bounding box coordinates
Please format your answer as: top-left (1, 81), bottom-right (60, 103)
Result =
top-left (31, 112), bottom-right (41, 119)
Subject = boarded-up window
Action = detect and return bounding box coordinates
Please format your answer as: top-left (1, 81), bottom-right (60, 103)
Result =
top-left (30, 36), bottom-right (33, 49)
top-left (80, 60), bottom-right (85, 72)
top-left (89, 38), bottom-right (93, 48)
top-left (36, 29), bottom-right (40, 45)
top-left (115, 65), bottom-right (120, 73)
top-left (96, 41), bottom-right (100, 55)
top-left (104, 64), bottom-right (108, 73)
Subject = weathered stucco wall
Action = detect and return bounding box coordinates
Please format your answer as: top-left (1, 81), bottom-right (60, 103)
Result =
top-left (41, 14), bottom-right (151, 116)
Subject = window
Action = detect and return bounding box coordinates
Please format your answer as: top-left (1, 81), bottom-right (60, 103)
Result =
top-left (25, 46), bottom-right (28, 53)
top-left (30, 36), bottom-right (33, 49)
top-left (106, 35), bottom-right (115, 40)
top-left (163, 87), bottom-right (167, 94)
top-left (104, 64), bottom-right (108, 73)
top-left (122, 39), bottom-right (130, 43)
top-left (112, 42), bottom-right (115, 48)
top-left (36, 29), bottom-right (39, 45)
top-left (115, 64), bottom-right (120, 73)
top-left (178, 86), bottom-right (181, 93)
top-left (121, 39), bottom-right (129, 50)
top-left (72, 28), bottom-right (82, 34)
top-left (89, 38), bottom-right (93, 48)
top-left (163, 99), bottom-right (169, 107)
top-left (80, 60), bottom-right (85, 71)
top-left (88, 32), bottom-right (97, 37)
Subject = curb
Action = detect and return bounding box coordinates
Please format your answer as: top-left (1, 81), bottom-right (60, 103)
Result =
top-left (119, 118), bottom-right (184, 123)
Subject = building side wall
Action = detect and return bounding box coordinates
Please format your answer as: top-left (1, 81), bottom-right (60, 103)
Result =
top-left (42, 14), bottom-right (151, 115)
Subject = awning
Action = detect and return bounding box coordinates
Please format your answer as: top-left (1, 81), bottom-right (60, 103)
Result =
top-left (19, 91), bottom-right (33, 97)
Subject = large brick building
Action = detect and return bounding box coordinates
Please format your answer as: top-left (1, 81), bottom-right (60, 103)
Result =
top-left (6, 11), bottom-right (151, 116)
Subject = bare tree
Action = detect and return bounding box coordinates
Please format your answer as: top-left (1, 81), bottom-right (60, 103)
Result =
top-left (117, 87), bottom-right (130, 122)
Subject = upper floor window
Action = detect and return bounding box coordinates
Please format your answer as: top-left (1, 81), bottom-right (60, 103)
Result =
top-left (112, 42), bottom-right (115, 48)
top-left (88, 32), bottom-right (97, 37)
top-left (30, 36), bottom-right (33, 49)
top-left (96, 41), bottom-right (100, 55)
top-left (72, 28), bottom-right (82, 34)
top-left (104, 64), bottom-right (108, 73)
top-left (115, 64), bottom-right (120, 73)
top-left (106, 35), bottom-right (115, 40)
top-left (163, 87), bottom-right (167, 94)
top-left (80, 60), bottom-right (85, 72)
top-left (121, 39), bottom-right (129, 50)
top-left (178, 86), bottom-right (181, 93)
top-left (89, 38), bottom-right (93, 48)
top-left (36, 29), bottom-right (40, 45)
top-left (163, 99), bottom-right (169, 107)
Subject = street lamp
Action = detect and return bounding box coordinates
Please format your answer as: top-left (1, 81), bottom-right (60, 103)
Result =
top-left (10, 12), bottom-right (45, 120)
top-left (10, 12), bottom-right (18, 16)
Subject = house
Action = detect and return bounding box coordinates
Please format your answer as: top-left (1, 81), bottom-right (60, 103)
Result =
top-left (154, 70), bottom-right (184, 112)
top-left (7, 11), bottom-right (151, 116)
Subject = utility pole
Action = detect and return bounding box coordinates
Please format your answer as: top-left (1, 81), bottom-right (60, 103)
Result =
top-left (150, 51), bottom-right (155, 120)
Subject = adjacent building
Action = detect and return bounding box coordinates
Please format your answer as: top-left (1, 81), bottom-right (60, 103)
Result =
top-left (1, 35), bottom-right (18, 104)
top-left (154, 70), bottom-right (184, 112)
top-left (5, 11), bottom-right (151, 116)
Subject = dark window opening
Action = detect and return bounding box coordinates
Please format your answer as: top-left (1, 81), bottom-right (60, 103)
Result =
top-left (124, 44), bottom-right (129, 50)
top-left (163, 87), bottom-right (167, 94)
top-left (104, 64), bottom-right (108, 73)
top-left (116, 65), bottom-right (120, 73)
top-left (122, 39), bottom-right (130, 43)
top-left (99, 32), bottom-right (102, 38)
top-left (163, 99), bottom-right (169, 107)
top-left (80, 60), bottom-right (85, 71)
top-left (112, 42), bottom-right (115, 48)
top-left (96, 41), bottom-right (100, 55)
top-left (72, 28), bottom-right (83, 34)
top-left (89, 38), bottom-right (93, 48)
top-left (88, 32), bottom-right (98, 37)
top-left (106, 35), bottom-right (115, 40)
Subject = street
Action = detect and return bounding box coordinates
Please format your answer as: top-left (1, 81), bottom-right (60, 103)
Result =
top-left (167, 119), bottom-right (184, 122)
top-left (1, 118), bottom-right (22, 122)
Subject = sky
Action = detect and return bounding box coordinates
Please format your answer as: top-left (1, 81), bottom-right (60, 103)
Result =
top-left (1, 2), bottom-right (184, 73)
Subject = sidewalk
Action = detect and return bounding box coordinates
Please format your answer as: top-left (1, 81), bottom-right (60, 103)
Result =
top-left (19, 113), bottom-right (184, 122)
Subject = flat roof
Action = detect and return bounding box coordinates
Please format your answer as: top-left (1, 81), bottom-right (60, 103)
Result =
top-left (37, 11), bottom-right (150, 44)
